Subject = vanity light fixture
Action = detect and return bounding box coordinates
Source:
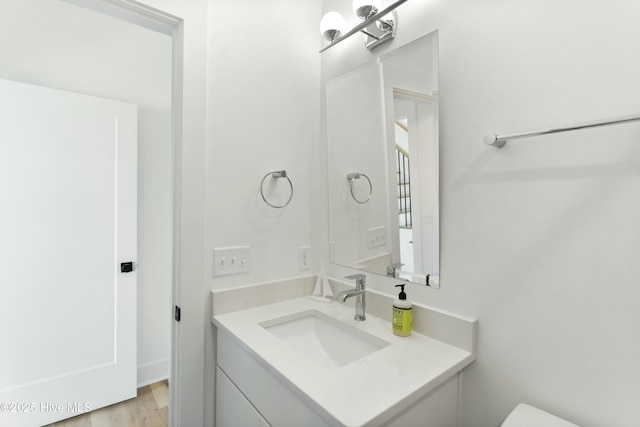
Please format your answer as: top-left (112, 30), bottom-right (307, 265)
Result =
top-left (320, 11), bottom-right (347, 43)
top-left (319, 0), bottom-right (408, 53)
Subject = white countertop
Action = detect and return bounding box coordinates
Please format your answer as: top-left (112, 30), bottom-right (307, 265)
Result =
top-left (213, 296), bottom-right (475, 426)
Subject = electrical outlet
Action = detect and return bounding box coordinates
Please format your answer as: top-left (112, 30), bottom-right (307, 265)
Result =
top-left (424, 210), bottom-right (435, 224)
top-left (367, 226), bottom-right (386, 249)
top-left (213, 246), bottom-right (250, 276)
top-left (298, 246), bottom-right (311, 270)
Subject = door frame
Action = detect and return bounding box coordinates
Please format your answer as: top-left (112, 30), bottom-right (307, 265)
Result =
top-left (62, 1), bottom-right (186, 425)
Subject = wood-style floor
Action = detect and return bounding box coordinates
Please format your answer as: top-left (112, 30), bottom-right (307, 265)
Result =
top-left (44, 380), bottom-right (168, 427)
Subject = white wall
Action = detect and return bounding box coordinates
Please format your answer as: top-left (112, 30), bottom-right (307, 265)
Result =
top-left (205, 0), bottom-right (320, 425)
top-left (206, 0), bottom-right (319, 288)
top-left (0, 0), bottom-right (172, 387)
top-left (320, 1), bottom-right (640, 427)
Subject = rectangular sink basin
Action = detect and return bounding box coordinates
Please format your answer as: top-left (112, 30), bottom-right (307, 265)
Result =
top-left (259, 310), bottom-right (390, 370)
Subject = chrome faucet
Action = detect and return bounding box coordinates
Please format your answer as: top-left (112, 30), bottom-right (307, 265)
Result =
top-left (386, 262), bottom-right (404, 278)
top-left (336, 274), bottom-right (366, 321)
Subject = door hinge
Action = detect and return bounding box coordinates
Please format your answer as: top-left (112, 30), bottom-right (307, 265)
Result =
top-left (174, 305), bottom-right (181, 322)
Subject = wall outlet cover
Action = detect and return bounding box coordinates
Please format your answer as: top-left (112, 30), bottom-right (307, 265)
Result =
top-left (298, 246), bottom-right (311, 270)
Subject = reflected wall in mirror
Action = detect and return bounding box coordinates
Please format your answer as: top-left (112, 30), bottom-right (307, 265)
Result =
top-left (326, 31), bottom-right (439, 287)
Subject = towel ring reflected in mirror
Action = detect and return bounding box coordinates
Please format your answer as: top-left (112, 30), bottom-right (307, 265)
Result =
top-left (347, 172), bottom-right (372, 204)
top-left (260, 170), bottom-right (293, 208)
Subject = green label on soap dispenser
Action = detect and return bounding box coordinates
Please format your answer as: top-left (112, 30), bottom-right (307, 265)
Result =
top-left (392, 306), bottom-right (412, 335)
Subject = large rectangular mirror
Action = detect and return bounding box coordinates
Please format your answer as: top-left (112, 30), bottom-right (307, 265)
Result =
top-left (326, 31), bottom-right (439, 287)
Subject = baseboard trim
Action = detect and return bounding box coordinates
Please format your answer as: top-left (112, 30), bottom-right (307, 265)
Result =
top-left (137, 358), bottom-right (169, 388)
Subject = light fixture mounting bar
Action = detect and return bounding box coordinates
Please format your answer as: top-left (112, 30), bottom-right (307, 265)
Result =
top-left (319, 0), bottom-right (409, 53)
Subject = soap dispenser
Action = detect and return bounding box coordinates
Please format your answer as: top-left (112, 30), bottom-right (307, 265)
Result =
top-left (392, 284), bottom-right (412, 336)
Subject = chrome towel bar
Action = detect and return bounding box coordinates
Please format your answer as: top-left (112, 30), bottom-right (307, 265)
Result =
top-left (485, 114), bottom-right (640, 148)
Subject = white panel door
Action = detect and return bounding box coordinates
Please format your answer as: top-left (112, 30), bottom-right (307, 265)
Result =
top-left (0, 79), bottom-right (137, 426)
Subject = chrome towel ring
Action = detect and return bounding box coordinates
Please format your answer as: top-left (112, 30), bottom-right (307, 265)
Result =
top-left (260, 170), bottom-right (293, 208)
top-left (347, 172), bottom-right (372, 204)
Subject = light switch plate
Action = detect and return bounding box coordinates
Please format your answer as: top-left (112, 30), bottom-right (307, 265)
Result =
top-left (213, 246), bottom-right (251, 277)
top-left (367, 226), bottom-right (386, 249)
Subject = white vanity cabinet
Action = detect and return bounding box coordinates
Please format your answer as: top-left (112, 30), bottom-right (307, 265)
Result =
top-left (216, 331), bottom-right (332, 427)
top-left (216, 330), bottom-right (459, 427)
top-left (216, 366), bottom-right (270, 427)
top-left (212, 283), bottom-right (476, 427)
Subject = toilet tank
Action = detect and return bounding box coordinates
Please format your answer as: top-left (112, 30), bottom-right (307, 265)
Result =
top-left (502, 404), bottom-right (580, 427)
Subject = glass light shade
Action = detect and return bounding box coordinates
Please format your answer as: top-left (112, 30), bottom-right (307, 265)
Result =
top-left (353, 0), bottom-right (382, 19)
top-left (320, 11), bottom-right (346, 41)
